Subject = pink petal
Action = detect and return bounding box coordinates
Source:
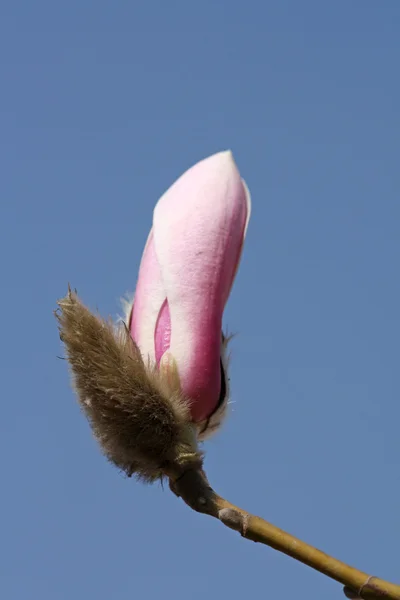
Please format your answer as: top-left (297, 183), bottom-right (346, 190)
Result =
top-left (129, 231), bottom-right (167, 364)
top-left (153, 150), bottom-right (251, 421)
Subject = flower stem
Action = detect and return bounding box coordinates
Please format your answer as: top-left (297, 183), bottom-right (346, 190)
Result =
top-left (168, 468), bottom-right (400, 600)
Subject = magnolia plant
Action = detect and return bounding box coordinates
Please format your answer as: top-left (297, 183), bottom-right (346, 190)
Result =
top-left (56, 151), bottom-right (399, 600)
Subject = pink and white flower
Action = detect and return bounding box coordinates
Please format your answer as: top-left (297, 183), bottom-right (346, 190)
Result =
top-left (126, 151), bottom-right (251, 437)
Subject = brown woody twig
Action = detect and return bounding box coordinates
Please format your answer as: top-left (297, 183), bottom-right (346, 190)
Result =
top-left (168, 467), bottom-right (400, 600)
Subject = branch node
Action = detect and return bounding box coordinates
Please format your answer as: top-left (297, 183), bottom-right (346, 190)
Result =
top-left (218, 508), bottom-right (249, 537)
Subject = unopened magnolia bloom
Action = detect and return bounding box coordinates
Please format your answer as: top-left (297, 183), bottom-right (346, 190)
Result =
top-left (56, 151), bottom-right (251, 480)
top-left (125, 151), bottom-right (251, 438)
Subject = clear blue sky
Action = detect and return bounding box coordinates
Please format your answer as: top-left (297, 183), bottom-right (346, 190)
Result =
top-left (1, 2), bottom-right (399, 599)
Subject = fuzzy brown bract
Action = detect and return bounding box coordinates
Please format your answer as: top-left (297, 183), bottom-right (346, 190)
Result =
top-left (55, 288), bottom-right (201, 482)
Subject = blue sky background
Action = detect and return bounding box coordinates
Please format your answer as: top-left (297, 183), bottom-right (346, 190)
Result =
top-left (1, 2), bottom-right (399, 599)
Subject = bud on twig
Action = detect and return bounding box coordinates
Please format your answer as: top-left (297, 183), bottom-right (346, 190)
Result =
top-left (54, 152), bottom-right (400, 600)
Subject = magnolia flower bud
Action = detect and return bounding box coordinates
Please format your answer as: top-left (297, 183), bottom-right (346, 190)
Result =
top-left (126, 150), bottom-right (251, 438)
top-left (56, 151), bottom-right (250, 480)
